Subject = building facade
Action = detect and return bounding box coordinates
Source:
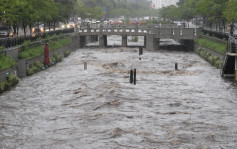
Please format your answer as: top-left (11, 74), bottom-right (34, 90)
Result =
top-left (115, 0), bottom-right (152, 8)
top-left (151, 0), bottom-right (179, 9)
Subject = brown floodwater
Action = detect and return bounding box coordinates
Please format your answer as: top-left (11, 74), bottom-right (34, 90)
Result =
top-left (1, 36), bottom-right (237, 149)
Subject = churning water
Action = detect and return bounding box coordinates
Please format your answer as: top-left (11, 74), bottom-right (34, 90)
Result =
top-left (1, 36), bottom-right (237, 148)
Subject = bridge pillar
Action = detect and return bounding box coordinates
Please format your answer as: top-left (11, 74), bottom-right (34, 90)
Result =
top-left (180, 40), bottom-right (195, 51)
top-left (95, 35), bottom-right (98, 42)
top-left (91, 36), bottom-right (95, 42)
top-left (153, 38), bottom-right (160, 50)
top-left (104, 35), bottom-right (107, 47)
top-left (146, 34), bottom-right (160, 50)
top-left (144, 36), bottom-right (146, 48)
top-left (235, 56), bottom-right (237, 81)
top-left (99, 35), bottom-right (107, 48)
top-left (79, 36), bottom-right (86, 48)
top-left (122, 35), bottom-right (127, 47)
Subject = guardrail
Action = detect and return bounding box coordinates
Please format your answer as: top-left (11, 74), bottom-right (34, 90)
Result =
top-left (0, 28), bottom-right (74, 49)
top-left (79, 26), bottom-right (149, 35)
top-left (228, 36), bottom-right (237, 53)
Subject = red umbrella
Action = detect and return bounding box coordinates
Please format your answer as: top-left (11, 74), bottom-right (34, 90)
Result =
top-left (114, 21), bottom-right (119, 24)
top-left (130, 21), bottom-right (135, 24)
top-left (44, 43), bottom-right (50, 65)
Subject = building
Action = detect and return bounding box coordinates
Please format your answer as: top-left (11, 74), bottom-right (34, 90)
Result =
top-left (151, 0), bottom-right (179, 9)
top-left (115, 0), bottom-right (152, 8)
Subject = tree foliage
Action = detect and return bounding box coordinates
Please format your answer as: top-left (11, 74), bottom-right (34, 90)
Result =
top-left (223, 0), bottom-right (237, 23)
top-left (0, 0), bottom-right (76, 35)
top-left (159, 0), bottom-right (236, 28)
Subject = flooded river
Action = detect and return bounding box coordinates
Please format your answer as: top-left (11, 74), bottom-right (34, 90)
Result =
top-left (1, 36), bottom-right (237, 148)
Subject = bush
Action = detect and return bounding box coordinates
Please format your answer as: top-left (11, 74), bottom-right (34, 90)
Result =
top-left (195, 38), bottom-right (226, 54)
top-left (64, 50), bottom-right (70, 57)
top-left (50, 57), bottom-right (56, 64)
top-left (27, 66), bottom-right (38, 76)
top-left (22, 41), bottom-right (31, 50)
top-left (19, 37), bottom-right (72, 59)
top-left (0, 74), bottom-right (19, 94)
top-left (215, 60), bottom-right (223, 69)
top-left (34, 61), bottom-right (44, 69)
top-left (8, 74), bottom-right (19, 86)
top-left (0, 55), bottom-right (16, 71)
top-left (196, 48), bottom-right (223, 69)
top-left (208, 56), bottom-right (214, 64)
top-left (27, 61), bottom-right (44, 76)
top-left (0, 46), bottom-right (4, 51)
top-left (53, 54), bottom-right (62, 63)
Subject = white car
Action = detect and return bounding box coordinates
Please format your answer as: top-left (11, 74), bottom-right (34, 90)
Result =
top-left (0, 26), bottom-right (14, 37)
top-left (68, 22), bottom-right (75, 28)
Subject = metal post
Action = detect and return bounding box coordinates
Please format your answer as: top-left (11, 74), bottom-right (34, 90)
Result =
top-left (175, 63), bottom-right (178, 70)
top-left (130, 70), bottom-right (133, 84)
top-left (139, 47), bottom-right (143, 56)
top-left (6, 72), bottom-right (9, 80)
top-left (134, 69), bottom-right (136, 85)
top-left (84, 62), bottom-right (87, 70)
top-left (235, 56), bottom-right (237, 81)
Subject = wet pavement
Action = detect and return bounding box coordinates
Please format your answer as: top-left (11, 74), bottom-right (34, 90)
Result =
top-left (1, 36), bottom-right (237, 149)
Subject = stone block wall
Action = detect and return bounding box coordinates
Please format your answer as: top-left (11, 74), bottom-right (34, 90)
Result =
top-left (0, 67), bottom-right (16, 82)
top-left (17, 35), bottom-right (79, 77)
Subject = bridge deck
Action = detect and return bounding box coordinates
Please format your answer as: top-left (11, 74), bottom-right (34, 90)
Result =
top-left (78, 26), bottom-right (201, 40)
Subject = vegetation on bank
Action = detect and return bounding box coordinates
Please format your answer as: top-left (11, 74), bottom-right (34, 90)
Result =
top-left (27, 52), bottom-right (64, 76)
top-left (19, 37), bottom-right (72, 59)
top-left (27, 61), bottom-right (44, 76)
top-left (0, 55), bottom-right (16, 71)
top-left (195, 38), bottom-right (226, 54)
top-left (64, 50), bottom-right (70, 57)
top-left (0, 74), bottom-right (19, 94)
top-left (196, 48), bottom-right (223, 69)
top-left (0, 46), bottom-right (4, 51)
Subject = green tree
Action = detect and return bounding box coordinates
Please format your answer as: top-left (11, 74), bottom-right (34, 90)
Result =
top-left (180, 0), bottom-right (196, 21)
top-left (224, 0), bottom-right (237, 23)
top-left (89, 6), bottom-right (105, 20)
top-left (196, 0), bottom-right (227, 30)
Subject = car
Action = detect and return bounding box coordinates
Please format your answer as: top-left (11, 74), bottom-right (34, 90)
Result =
top-left (0, 26), bottom-right (14, 37)
top-left (68, 22), bottom-right (75, 28)
top-left (32, 24), bottom-right (44, 34)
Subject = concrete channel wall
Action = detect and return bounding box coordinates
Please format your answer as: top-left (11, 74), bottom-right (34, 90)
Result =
top-left (195, 43), bottom-right (225, 60)
top-left (0, 33), bottom-right (80, 81)
top-left (0, 67), bottom-right (16, 82)
top-left (195, 35), bottom-right (227, 60)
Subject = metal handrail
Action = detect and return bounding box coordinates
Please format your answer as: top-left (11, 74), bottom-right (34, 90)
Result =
top-left (0, 28), bottom-right (74, 48)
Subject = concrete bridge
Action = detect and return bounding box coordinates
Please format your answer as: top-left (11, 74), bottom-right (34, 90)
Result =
top-left (78, 25), bottom-right (202, 50)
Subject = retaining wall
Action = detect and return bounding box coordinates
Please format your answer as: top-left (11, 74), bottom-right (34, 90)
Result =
top-left (0, 67), bottom-right (16, 82)
top-left (17, 34), bottom-right (79, 77)
top-left (1, 33), bottom-right (80, 79)
top-left (195, 43), bottom-right (225, 60)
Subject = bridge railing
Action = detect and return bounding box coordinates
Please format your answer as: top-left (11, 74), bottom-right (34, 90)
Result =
top-left (152, 27), bottom-right (200, 39)
top-left (78, 25), bottom-right (201, 39)
top-left (78, 26), bottom-right (149, 34)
